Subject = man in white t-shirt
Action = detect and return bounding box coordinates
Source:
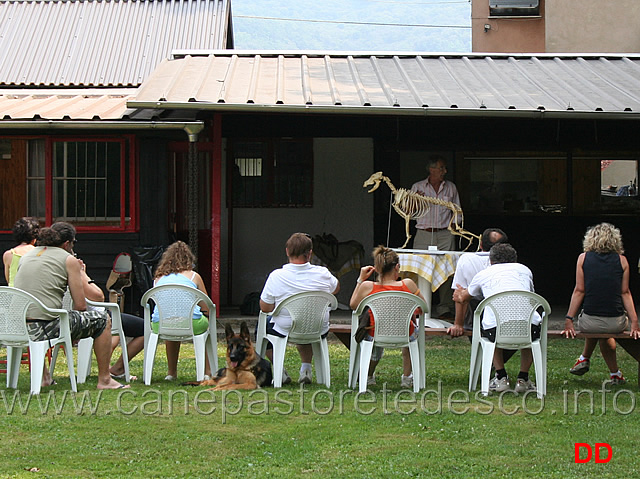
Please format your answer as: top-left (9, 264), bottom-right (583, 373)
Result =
top-left (260, 232), bottom-right (340, 384)
top-left (453, 243), bottom-right (540, 394)
top-left (447, 228), bottom-right (508, 337)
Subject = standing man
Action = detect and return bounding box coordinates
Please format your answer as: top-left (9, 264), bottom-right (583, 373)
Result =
top-left (411, 155), bottom-right (460, 319)
top-left (260, 232), bottom-right (340, 384)
top-left (14, 222), bottom-right (128, 390)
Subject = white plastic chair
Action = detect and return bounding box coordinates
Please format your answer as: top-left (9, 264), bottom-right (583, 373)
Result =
top-left (255, 291), bottom-right (337, 388)
top-left (347, 291), bottom-right (428, 393)
top-left (56, 291), bottom-right (131, 383)
top-left (141, 284), bottom-right (217, 385)
top-left (0, 286), bottom-right (77, 395)
top-left (468, 290), bottom-right (551, 398)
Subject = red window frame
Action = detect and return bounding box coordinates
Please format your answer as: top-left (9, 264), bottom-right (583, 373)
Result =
top-left (39, 135), bottom-right (138, 232)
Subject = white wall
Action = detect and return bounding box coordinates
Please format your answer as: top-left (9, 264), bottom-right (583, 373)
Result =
top-left (226, 138), bottom-right (374, 305)
top-left (546, 0), bottom-right (640, 53)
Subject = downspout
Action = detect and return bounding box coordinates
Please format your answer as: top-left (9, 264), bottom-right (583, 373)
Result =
top-left (184, 125), bottom-right (204, 259)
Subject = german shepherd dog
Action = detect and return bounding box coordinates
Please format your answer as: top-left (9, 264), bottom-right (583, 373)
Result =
top-left (189, 322), bottom-right (272, 390)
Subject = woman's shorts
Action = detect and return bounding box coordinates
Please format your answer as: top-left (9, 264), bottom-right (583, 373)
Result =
top-left (152, 315), bottom-right (209, 335)
top-left (576, 312), bottom-right (628, 334)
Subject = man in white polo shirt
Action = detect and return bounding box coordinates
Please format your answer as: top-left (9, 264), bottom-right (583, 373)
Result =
top-left (260, 232), bottom-right (340, 384)
top-left (453, 243), bottom-right (540, 394)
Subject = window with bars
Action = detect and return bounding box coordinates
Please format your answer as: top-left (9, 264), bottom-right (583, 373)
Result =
top-left (26, 138), bottom-right (134, 230)
top-left (229, 139), bottom-right (313, 207)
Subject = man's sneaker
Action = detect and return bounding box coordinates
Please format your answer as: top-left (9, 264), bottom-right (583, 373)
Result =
top-left (514, 378), bottom-right (536, 394)
top-left (609, 374), bottom-right (626, 386)
top-left (400, 374), bottom-right (413, 389)
top-left (570, 357), bottom-right (590, 375)
top-left (298, 369), bottom-right (312, 385)
top-left (367, 375), bottom-right (376, 386)
top-left (489, 375), bottom-right (510, 392)
top-left (282, 369), bottom-right (292, 385)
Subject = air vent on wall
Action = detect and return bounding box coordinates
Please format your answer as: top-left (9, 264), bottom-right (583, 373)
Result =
top-left (490, 0), bottom-right (539, 16)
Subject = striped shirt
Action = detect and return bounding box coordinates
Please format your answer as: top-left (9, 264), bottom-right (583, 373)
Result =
top-left (410, 178), bottom-right (460, 229)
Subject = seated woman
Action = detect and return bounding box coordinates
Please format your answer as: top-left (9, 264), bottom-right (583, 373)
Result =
top-left (77, 259), bottom-right (143, 380)
top-left (563, 223), bottom-right (640, 384)
top-left (152, 241), bottom-right (212, 381)
top-left (349, 245), bottom-right (425, 388)
top-left (3, 217), bottom-right (39, 286)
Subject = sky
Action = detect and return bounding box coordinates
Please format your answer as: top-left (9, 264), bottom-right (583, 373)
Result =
top-left (231, 0), bottom-right (472, 53)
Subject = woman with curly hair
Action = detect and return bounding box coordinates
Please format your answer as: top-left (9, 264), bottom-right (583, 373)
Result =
top-left (152, 241), bottom-right (212, 381)
top-left (562, 223), bottom-right (640, 385)
top-left (3, 217), bottom-right (40, 286)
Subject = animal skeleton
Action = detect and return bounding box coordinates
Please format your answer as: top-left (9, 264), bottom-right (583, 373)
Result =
top-left (363, 171), bottom-right (480, 250)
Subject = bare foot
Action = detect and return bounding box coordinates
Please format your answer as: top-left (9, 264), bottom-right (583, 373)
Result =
top-left (41, 369), bottom-right (55, 388)
top-left (97, 377), bottom-right (130, 390)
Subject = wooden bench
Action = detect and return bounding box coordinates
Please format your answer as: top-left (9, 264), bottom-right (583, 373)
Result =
top-left (328, 324), bottom-right (640, 387)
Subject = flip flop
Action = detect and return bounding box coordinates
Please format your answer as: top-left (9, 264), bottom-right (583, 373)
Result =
top-left (110, 373), bottom-right (138, 381)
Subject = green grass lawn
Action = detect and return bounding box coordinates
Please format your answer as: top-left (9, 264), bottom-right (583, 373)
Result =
top-left (1, 336), bottom-right (637, 478)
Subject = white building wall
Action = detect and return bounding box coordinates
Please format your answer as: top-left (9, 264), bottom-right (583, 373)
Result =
top-left (546, 0), bottom-right (640, 53)
top-left (226, 137), bottom-right (374, 306)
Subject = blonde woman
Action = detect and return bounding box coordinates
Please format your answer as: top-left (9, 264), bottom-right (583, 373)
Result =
top-left (350, 245), bottom-right (425, 388)
top-left (152, 241), bottom-right (212, 381)
top-left (562, 223), bottom-right (640, 384)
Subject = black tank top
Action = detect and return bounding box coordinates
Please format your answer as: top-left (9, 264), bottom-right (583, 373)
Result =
top-left (583, 251), bottom-right (623, 317)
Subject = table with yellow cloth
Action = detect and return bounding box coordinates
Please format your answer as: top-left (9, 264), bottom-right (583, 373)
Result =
top-left (395, 249), bottom-right (464, 326)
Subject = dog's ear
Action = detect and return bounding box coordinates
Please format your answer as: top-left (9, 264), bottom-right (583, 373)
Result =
top-left (239, 321), bottom-right (252, 343)
top-left (224, 323), bottom-right (235, 341)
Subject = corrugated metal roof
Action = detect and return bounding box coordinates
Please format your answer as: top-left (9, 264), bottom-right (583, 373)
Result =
top-left (0, 0), bottom-right (232, 87)
top-left (0, 89), bottom-right (134, 119)
top-left (130, 51), bottom-right (640, 118)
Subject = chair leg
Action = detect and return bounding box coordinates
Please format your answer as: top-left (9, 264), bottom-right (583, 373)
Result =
top-left (193, 336), bottom-right (207, 381)
top-left (320, 339), bottom-right (331, 388)
top-left (143, 334), bottom-right (159, 385)
top-left (63, 338), bottom-right (77, 393)
top-left (256, 313), bottom-right (268, 358)
top-left (348, 342), bottom-right (362, 389)
top-left (118, 331), bottom-right (131, 383)
top-left (76, 338), bottom-right (94, 384)
top-left (358, 341), bottom-right (374, 394)
top-left (469, 342), bottom-right (484, 392)
top-left (310, 342), bottom-right (323, 384)
top-left (468, 336), bottom-right (481, 391)
top-left (311, 341), bottom-right (330, 388)
top-left (531, 343), bottom-right (545, 398)
top-left (408, 341), bottom-right (421, 393)
top-left (270, 335), bottom-right (288, 388)
top-left (7, 346), bottom-right (23, 389)
top-left (205, 334), bottom-right (218, 376)
top-left (49, 344), bottom-right (61, 376)
top-left (29, 343), bottom-right (46, 395)
top-left (480, 341), bottom-right (495, 397)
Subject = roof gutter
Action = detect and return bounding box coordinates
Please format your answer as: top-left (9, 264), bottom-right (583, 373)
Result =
top-left (126, 101), bottom-right (640, 121)
top-left (0, 120), bottom-right (204, 142)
